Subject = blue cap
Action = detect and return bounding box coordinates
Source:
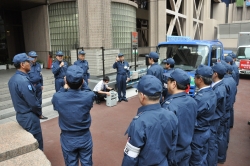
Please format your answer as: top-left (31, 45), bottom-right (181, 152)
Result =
top-left (118, 53), bottom-right (124, 57)
top-left (146, 52), bottom-right (159, 59)
top-left (195, 65), bottom-right (213, 78)
top-left (66, 65), bottom-right (84, 83)
top-left (163, 58), bottom-right (175, 65)
top-left (163, 68), bottom-right (190, 86)
top-left (56, 51), bottom-right (64, 56)
top-left (13, 53), bottom-right (34, 64)
top-left (79, 51), bottom-right (86, 55)
top-left (28, 51), bottom-right (38, 57)
top-left (212, 62), bottom-right (227, 75)
top-left (224, 56), bottom-right (233, 63)
top-left (229, 53), bottom-right (237, 59)
top-left (221, 61), bottom-right (233, 73)
top-left (133, 75), bottom-right (162, 96)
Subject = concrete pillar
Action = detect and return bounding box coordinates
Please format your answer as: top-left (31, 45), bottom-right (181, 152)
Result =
top-left (184, 1), bottom-right (193, 39)
top-left (157, 0), bottom-right (166, 43)
top-left (22, 5), bottom-right (50, 67)
top-left (149, 0), bottom-right (157, 47)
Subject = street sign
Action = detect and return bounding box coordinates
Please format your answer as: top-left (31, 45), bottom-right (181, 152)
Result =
top-left (131, 32), bottom-right (138, 48)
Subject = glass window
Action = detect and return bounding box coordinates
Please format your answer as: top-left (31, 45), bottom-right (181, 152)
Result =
top-left (48, 2), bottom-right (79, 63)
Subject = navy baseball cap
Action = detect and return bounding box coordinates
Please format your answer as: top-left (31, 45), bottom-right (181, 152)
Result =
top-left (133, 75), bottom-right (162, 96)
top-left (79, 51), bottom-right (86, 55)
top-left (229, 53), bottom-right (237, 59)
top-left (56, 51), bottom-right (64, 56)
top-left (224, 56), bottom-right (233, 63)
top-left (146, 52), bottom-right (159, 59)
top-left (164, 68), bottom-right (190, 86)
top-left (212, 62), bottom-right (227, 75)
top-left (13, 53), bottom-right (34, 64)
top-left (195, 65), bottom-right (213, 78)
top-left (118, 53), bottom-right (124, 57)
top-left (163, 58), bottom-right (175, 65)
top-left (221, 61), bottom-right (233, 73)
top-left (66, 65), bottom-right (84, 83)
top-left (28, 51), bottom-right (38, 57)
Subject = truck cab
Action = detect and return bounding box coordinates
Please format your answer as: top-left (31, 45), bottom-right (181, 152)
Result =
top-left (236, 45), bottom-right (250, 75)
top-left (157, 36), bottom-right (224, 96)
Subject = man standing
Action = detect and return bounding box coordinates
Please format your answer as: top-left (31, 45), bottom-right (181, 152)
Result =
top-left (190, 65), bottom-right (217, 166)
top-left (52, 51), bottom-right (68, 92)
top-left (122, 75), bottom-right (178, 166)
top-left (27, 51), bottom-right (47, 120)
top-left (146, 52), bottom-right (163, 83)
top-left (206, 62), bottom-right (227, 165)
top-left (162, 68), bottom-right (197, 166)
top-left (163, 58), bottom-right (175, 74)
top-left (74, 51), bottom-right (90, 85)
top-left (229, 53), bottom-right (239, 86)
top-left (52, 65), bottom-right (95, 166)
top-left (218, 61), bottom-right (237, 163)
top-left (8, 53), bottom-right (43, 150)
top-left (113, 53), bottom-right (130, 102)
top-left (93, 76), bottom-right (113, 104)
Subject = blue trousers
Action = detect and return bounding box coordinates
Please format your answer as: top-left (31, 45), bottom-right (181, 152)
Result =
top-left (55, 78), bottom-right (64, 92)
top-left (175, 146), bottom-right (191, 166)
top-left (206, 119), bottom-right (220, 166)
top-left (190, 129), bottom-right (210, 166)
top-left (230, 107), bottom-right (234, 128)
top-left (116, 74), bottom-right (127, 100)
top-left (61, 131), bottom-right (93, 166)
top-left (218, 118), bottom-right (230, 163)
top-left (35, 83), bottom-right (42, 105)
top-left (34, 132), bottom-right (44, 151)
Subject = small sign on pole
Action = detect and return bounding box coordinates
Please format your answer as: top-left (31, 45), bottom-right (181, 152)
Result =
top-left (131, 32), bottom-right (138, 49)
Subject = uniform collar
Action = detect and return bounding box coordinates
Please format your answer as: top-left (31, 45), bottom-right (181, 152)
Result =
top-left (198, 86), bottom-right (211, 92)
top-left (224, 74), bottom-right (232, 78)
top-left (16, 70), bottom-right (28, 76)
top-left (166, 92), bottom-right (187, 101)
top-left (151, 62), bottom-right (158, 66)
top-left (211, 80), bottom-right (222, 88)
top-left (137, 103), bottom-right (161, 115)
top-left (67, 88), bottom-right (81, 92)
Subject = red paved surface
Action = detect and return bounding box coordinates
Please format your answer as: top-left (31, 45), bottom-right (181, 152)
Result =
top-left (42, 77), bottom-right (250, 166)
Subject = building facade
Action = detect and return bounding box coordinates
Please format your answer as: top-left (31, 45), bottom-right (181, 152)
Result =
top-left (0, 0), bottom-right (230, 68)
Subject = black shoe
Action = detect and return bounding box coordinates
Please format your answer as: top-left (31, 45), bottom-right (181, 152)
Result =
top-left (39, 115), bottom-right (48, 120)
top-left (123, 98), bottom-right (128, 102)
top-left (96, 100), bottom-right (101, 104)
top-left (248, 121), bottom-right (250, 125)
top-left (218, 161), bottom-right (225, 164)
top-left (118, 99), bottom-right (122, 102)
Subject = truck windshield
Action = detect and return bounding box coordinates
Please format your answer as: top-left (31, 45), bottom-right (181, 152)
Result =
top-left (157, 44), bottom-right (209, 71)
top-left (237, 47), bottom-right (250, 59)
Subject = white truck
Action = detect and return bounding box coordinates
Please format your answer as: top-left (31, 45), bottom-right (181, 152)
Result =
top-left (236, 32), bottom-right (250, 75)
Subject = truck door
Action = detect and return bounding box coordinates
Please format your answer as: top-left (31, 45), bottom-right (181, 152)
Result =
top-left (210, 46), bottom-right (222, 66)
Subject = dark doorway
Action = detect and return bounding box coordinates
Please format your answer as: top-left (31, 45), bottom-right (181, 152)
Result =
top-left (0, 10), bottom-right (25, 64)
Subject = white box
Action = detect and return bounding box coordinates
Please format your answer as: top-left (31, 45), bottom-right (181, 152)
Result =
top-left (106, 90), bottom-right (118, 107)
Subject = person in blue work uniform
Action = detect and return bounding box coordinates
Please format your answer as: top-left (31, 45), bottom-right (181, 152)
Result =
top-left (122, 75), bottom-right (178, 166)
top-left (229, 53), bottom-right (239, 86)
top-left (27, 51), bottom-right (48, 120)
top-left (74, 51), bottom-right (90, 85)
top-left (52, 65), bottom-right (95, 166)
top-left (206, 62), bottom-right (227, 166)
top-left (224, 56), bottom-right (237, 128)
top-left (189, 65), bottom-right (217, 166)
top-left (161, 68), bottom-right (197, 166)
top-left (8, 53), bottom-right (43, 150)
top-left (146, 52), bottom-right (164, 83)
top-left (113, 53), bottom-right (130, 102)
top-left (52, 51), bottom-right (68, 92)
top-left (218, 61), bottom-right (237, 164)
top-left (162, 58), bottom-right (175, 101)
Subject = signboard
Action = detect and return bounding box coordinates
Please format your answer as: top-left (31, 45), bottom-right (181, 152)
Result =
top-left (239, 60), bottom-right (250, 70)
top-left (166, 35), bottom-right (191, 42)
top-left (246, 0), bottom-right (250, 7)
top-left (131, 32), bottom-right (138, 48)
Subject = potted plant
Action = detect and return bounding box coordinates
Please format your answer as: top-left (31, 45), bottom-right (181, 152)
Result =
top-left (36, 59), bottom-right (44, 69)
top-left (0, 61), bottom-right (7, 70)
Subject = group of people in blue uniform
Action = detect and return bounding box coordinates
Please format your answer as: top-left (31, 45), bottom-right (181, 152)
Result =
top-left (8, 49), bottom-right (239, 166)
top-left (122, 51), bottom-right (239, 166)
